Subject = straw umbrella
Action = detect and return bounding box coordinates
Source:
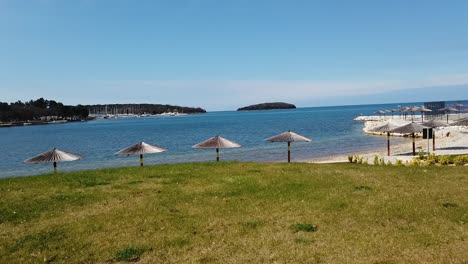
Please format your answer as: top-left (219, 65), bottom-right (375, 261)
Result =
top-left (400, 106), bottom-right (410, 120)
top-left (375, 110), bottom-right (387, 117)
top-left (115, 141), bottom-right (166, 166)
top-left (24, 148), bottom-right (81, 174)
top-left (389, 123), bottom-right (428, 156)
top-left (192, 136), bottom-right (241, 161)
top-left (265, 130), bottom-right (311, 162)
top-left (438, 106), bottom-right (459, 124)
top-left (418, 106), bottom-right (432, 122)
top-left (422, 120), bottom-right (447, 151)
top-left (370, 123), bottom-right (400, 156)
top-left (452, 117), bottom-right (468, 126)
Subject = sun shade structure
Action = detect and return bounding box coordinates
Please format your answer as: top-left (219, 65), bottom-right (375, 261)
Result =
top-left (192, 136), bottom-right (241, 161)
top-left (418, 106), bottom-right (432, 122)
top-left (389, 123), bottom-right (428, 156)
top-left (422, 120), bottom-right (448, 151)
top-left (24, 148), bottom-right (81, 174)
top-left (439, 106), bottom-right (459, 124)
top-left (370, 123), bottom-right (401, 156)
top-left (452, 117), bottom-right (468, 126)
top-left (115, 141), bottom-right (166, 166)
top-left (265, 130), bottom-right (311, 162)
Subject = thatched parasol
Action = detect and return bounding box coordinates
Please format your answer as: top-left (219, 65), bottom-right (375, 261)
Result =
top-left (24, 148), bottom-right (81, 174)
top-left (115, 141), bottom-right (167, 166)
top-left (418, 106), bottom-right (432, 122)
top-left (422, 120), bottom-right (448, 151)
top-left (192, 136), bottom-right (241, 161)
top-left (439, 106), bottom-right (459, 124)
top-left (451, 117), bottom-right (468, 126)
top-left (399, 106), bottom-right (411, 120)
top-left (265, 130), bottom-right (311, 162)
top-left (375, 110), bottom-right (387, 116)
top-left (389, 123), bottom-right (428, 156)
top-left (370, 123), bottom-right (401, 156)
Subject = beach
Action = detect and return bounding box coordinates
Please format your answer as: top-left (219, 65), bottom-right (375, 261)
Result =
top-left (310, 113), bottom-right (468, 164)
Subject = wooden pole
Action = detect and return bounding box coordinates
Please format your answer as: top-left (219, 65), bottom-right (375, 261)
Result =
top-left (288, 142), bottom-right (291, 163)
top-left (387, 132), bottom-right (391, 156)
top-left (216, 148), bottom-right (220, 162)
top-left (412, 133), bottom-right (416, 156)
top-left (433, 130), bottom-right (436, 151)
top-left (140, 154), bottom-right (144, 166)
top-left (53, 161), bottom-right (57, 174)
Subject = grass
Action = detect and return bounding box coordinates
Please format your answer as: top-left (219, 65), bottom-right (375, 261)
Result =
top-left (0, 162), bottom-right (467, 263)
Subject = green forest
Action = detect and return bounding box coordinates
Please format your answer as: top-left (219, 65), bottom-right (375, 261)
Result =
top-left (0, 98), bottom-right (88, 122)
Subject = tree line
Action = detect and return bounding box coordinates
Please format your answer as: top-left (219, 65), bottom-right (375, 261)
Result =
top-left (0, 98), bottom-right (89, 122)
top-left (0, 98), bottom-right (207, 123)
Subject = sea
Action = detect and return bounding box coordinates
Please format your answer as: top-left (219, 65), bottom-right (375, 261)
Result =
top-left (0, 101), bottom-right (466, 178)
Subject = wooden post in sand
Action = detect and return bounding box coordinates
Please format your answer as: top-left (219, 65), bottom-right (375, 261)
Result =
top-left (387, 132), bottom-right (391, 156)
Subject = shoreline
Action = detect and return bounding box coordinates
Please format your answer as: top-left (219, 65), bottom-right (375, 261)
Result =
top-left (308, 114), bottom-right (468, 164)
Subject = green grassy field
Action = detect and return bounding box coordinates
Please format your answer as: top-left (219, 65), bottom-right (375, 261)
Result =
top-left (0, 162), bottom-right (467, 263)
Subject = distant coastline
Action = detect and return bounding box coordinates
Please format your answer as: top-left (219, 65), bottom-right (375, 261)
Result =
top-left (0, 98), bottom-right (207, 128)
top-left (237, 102), bottom-right (296, 111)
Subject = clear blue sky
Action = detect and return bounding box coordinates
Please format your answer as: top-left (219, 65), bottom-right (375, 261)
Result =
top-left (1, 0), bottom-right (468, 110)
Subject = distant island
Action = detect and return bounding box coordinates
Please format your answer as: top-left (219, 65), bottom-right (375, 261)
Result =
top-left (237, 102), bottom-right (296, 111)
top-left (0, 98), bottom-right (206, 127)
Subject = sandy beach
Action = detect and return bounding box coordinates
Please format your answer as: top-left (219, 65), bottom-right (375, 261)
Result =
top-left (310, 114), bottom-right (468, 164)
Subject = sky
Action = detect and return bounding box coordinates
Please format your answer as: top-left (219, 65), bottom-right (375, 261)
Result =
top-left (1, 0), bottom-right (468, 110)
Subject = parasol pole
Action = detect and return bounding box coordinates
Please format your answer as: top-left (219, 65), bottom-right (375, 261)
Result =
top-left (387, 132), bottom-right (391, 156)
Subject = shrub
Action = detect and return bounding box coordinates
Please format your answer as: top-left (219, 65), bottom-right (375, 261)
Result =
top-left (356, 155), bottom-right (364, 164)
top-left (438, 155), bottom-right (452, 165)
top-left (348, 155), bottom-right (354, 163)
top-left (409, 158), bottom-right (422, 166)
top-left (462, 155), bottom-right (468, 163)
top-left (379, 158), bottom-right (386, 166)
top-left (386, 160), bottom-right (392, 166)
top-left (395, 160), bottom-right (404, 166)
top-left (362, 158), bottom-right (369, 165)
top-left (425, 153), bottom-right (437, 165)
top-left (418, 149), bottom-right (426, 160)
top-left (454, 155), bottom-right (465, 166)
top-left (373, 155), bottom-right (379, 166)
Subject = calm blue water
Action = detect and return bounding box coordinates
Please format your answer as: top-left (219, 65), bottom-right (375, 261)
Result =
top-left (0, 101), bottom-right (465, 178)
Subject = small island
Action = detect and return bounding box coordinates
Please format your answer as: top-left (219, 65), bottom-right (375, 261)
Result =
top-left (237, 102), bottom-right (296, 111)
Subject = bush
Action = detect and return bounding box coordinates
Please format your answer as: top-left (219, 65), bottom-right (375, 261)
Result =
top-left (454, 156), bottom-right (465, 166)
top-left (386, 160), bottom-right (392, 166)
top-left (373, 156), bottom-right (379, 166)
top-left (356, 155), bottom-right (364, 164)
top-left (395, 160), bottom-right (404, 166)
top-left (426, 153), bottom-right (437, 165)
top-left (362, 158), bottom-right (369, 165)
top-left (438, 155), bottom-right (452, 165)
top-left (418, 149), bottom-right (426, 160)
top-left (379, 158), bottom-right (386, 166)
top-left (409, 158), bottom-right (422, 166)
top-left (348, 155), bottom-right (354, 163)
